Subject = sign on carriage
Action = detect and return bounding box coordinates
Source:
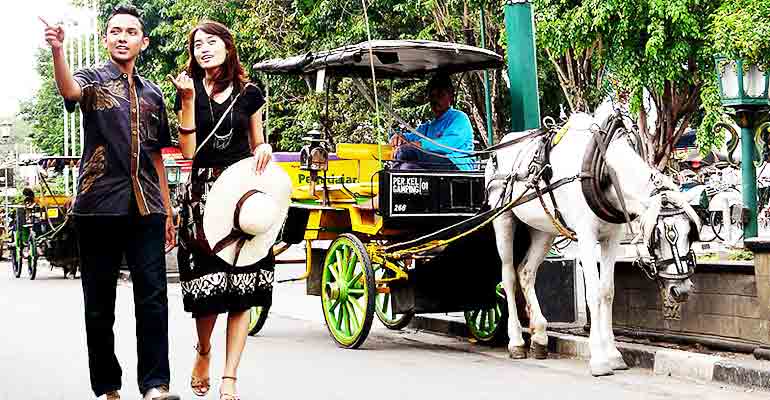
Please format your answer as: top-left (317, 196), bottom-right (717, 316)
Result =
top-left (391, 176), bottom-right (430, 195)
top-left (380, 171), bottom-right (485, 217)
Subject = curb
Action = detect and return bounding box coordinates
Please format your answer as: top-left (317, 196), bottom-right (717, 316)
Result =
top-left (411, 315), bottom-right (770, 390)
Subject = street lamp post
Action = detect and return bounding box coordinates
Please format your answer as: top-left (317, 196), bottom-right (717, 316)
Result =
top-left (715, 57), bottom-right (770, 239)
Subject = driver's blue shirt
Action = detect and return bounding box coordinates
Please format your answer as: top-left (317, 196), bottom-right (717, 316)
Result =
top-left (402, 107), bottom-right (475, 170)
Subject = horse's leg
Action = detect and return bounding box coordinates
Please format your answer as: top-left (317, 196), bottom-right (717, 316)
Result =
top-left (576, 235), bottom-right (612, 376)
top-left (599, 230), bottom-right (628, 370)
top-left (492, 211), bottom-right (526, 358)
top-left (516, 229), bottom-right (555, 359)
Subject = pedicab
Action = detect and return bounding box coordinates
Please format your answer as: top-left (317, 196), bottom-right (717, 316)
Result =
top-left (249, 40), bottom-right (510, 347)
top-left (8, 156), bottom-right (80, 280)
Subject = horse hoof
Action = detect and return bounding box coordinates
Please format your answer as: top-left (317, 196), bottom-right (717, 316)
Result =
top-left (590, 362), bottom-right (614, 377)
top-left (609, 356), bottom-right (629, 371)
top-left (509, 345), bottom-right (528, 359)
top-left (531, 342), bottom-right (548, 360)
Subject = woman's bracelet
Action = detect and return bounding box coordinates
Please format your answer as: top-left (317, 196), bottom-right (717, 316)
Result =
top-left (178, 126), bottom-right (196, 135)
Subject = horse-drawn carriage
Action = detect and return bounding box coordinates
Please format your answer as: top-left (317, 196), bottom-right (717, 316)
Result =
top-left (8, 156), bottom-right (80, 280)
top-left (242, 38), bottom-right (703, 366)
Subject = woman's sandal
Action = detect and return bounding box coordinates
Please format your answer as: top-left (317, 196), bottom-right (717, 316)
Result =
top-left (220, 376), bottom-right (239, 400)
top-left (191, 344), bottom-right (211, 397)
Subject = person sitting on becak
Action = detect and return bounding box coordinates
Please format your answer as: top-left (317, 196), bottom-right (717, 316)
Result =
top-left (390, 72), bottom-right (475, 170)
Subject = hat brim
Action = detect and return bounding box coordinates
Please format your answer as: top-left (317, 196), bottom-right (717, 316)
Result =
top-left (203, 159), bottom-right (292, 267)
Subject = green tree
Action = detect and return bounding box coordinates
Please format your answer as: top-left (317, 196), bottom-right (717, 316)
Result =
top-left (96, 0), bottom-right (536, 148)
top-left (597, 0), bottom-right (724, 169)
top-left (702, 0), bottom-right (770, 157)
top-left (18, 49), bottom-right (65, 156)
top-left (534, 0), bottom-right (606, 113)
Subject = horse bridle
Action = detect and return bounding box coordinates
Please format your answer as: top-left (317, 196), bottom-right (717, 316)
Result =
top-left (634, 194), bottom-right (697, 281)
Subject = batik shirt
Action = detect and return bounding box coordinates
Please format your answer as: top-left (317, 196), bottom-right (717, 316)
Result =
top-left (64, 61), bottom-right (172, 216)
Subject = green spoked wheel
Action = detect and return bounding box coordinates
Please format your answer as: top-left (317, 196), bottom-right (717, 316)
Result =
top-left (10, 245), bottom-right (21, 278)
top-left (321, 234), bottom-right (376, 349)
top-left (25, 248), bottom-right (38, 280)
top-left (464, 283), bottom-right (508, 345)
top-left (374, 264), bottom-right (413, 330)
top-left (247, 305), bottom-right (270, 336)
top-left (26, 234), bottom-right (37, 281)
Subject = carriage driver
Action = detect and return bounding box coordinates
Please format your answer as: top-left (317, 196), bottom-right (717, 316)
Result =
top-left (389, 72), bottom-right (475, 170)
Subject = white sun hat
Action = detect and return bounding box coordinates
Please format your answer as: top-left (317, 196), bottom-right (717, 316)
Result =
top-left (203, 158), bottom-right (292, 267)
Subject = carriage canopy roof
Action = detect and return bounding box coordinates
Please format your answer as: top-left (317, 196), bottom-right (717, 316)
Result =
top-left (253, 40), bottom-right (504, 78)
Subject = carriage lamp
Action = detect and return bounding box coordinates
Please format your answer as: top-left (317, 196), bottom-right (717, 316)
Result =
top-left (715, 57), bottom-right (770, 239)
top-left (299, 124), bottom-right (330, 201)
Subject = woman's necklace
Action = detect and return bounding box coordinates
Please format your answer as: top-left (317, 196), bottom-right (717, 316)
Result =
top-left (206, 81), bottom-right (235, 151)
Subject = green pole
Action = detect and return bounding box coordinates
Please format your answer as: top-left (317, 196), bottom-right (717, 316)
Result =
top-left (480, 7), bottom-right (494, 144)
top-left (504, 0), bottom-right (540, 132)
top-left (738, 114), bottom-right (759, 238)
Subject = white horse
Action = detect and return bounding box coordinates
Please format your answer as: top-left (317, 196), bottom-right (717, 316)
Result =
top-left (485, 107), bottom-right (701, 376)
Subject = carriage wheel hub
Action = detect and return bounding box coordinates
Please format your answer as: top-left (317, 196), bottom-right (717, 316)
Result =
top-left (326, 282), bottom-right (349, 302)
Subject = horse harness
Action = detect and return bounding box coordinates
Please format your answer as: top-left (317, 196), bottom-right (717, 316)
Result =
top-left (488, 113), bottom-right (638, 241)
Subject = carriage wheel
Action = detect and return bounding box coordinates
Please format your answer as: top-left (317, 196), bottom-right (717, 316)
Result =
top-left (320, 234), bottom-right (375, 349)
top-left (247, 305), bottom-right (270, 336)
top-left (374, 264), bottom-right (413, 330)
top-left (697, 210), bottom-right (717, 242)
top-left (26, 249), bottom-right (38, 281)
top-left (464, 283), bottom-right (508, 345)
top-left (10, 245), bottom-right (21, 278)
top-left (25, 232), bottom-right (37, 281)
top-left (710, 210), bottom-right (744, 242)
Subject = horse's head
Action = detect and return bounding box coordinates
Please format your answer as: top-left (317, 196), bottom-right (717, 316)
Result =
top-left (636, 190), bottom-right (701, 303)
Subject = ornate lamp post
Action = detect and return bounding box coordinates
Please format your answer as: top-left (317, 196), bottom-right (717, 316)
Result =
top-left (715, 57), bottom-right (770, 239)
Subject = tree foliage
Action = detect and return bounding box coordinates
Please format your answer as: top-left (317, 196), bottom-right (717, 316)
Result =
top-left (90, 0), bottom-right (542, 150)
top-left (19, 49), bottom-right (64, 156)
top-left (534, 0), bottom-right (770, 169)
top-left (27, 0), bottom-right (770, 170)
top-left (534, 0), bottom-right (606, 113)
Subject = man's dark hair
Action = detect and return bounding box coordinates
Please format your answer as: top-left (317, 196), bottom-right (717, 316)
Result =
top-left (22, 187), bottom-right (34, 203)
top-left (106, 4), bottom-right (145, 36)
top-left (428, 72), bottom-right (455, 97)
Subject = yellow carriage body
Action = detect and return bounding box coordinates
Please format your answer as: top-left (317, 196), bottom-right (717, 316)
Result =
top-left (35, 195), bottom-right (70, 209)
top-left (274, 143), bottom-right (393, 240)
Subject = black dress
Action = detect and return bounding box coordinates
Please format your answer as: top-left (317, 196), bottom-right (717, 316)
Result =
top-left (175, 79), bottom-right (273, 318)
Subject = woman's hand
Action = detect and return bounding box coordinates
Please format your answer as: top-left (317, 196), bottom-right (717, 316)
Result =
top-left (167, 71), bottom-right (194, 101)
top-left (253, 143), bottom-right (272, 174)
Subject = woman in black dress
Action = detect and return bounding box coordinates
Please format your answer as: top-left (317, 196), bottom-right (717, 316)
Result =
top-left (169, 20), bottom-right (272, 400)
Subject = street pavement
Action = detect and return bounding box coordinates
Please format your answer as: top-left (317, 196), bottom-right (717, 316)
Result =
top-left (0, 260), bottom-right (767, 400)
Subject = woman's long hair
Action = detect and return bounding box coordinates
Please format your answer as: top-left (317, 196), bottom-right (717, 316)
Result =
top-left (185, 20), bottom-right (248, 95)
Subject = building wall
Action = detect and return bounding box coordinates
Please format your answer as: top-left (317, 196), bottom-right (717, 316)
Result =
top-left (612, 261), bottom-right (767, 345)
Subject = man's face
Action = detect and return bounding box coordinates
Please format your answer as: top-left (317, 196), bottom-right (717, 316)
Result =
top-left (104, 14), bottom-right (148, 64)
top-left (429, 88), bottom-right (452, 118)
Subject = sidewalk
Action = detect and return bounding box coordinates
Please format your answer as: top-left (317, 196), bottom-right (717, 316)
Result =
top-left (409, 312), bottom-right (770, 390)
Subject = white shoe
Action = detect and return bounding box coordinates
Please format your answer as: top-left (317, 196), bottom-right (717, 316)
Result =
top-left (143, 386), bottom-right (180, 400)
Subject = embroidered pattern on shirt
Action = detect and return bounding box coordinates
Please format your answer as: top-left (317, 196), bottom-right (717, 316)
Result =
top-left (79, 145), bottom-right (107, 194)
